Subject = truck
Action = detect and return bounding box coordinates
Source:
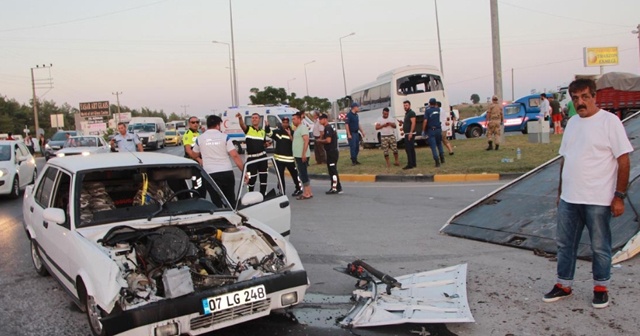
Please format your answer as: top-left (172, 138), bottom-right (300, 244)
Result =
top-left (456, 93), bottom-right (552, 138)
top-left (595, 72), bottom-right (640, 120)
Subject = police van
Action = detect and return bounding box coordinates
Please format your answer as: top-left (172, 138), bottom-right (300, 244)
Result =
top-left (220, 105), bottom-right (314, 153)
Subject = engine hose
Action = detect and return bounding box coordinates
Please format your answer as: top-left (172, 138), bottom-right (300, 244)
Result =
top-left (351, 260), bottom-right (401, 290)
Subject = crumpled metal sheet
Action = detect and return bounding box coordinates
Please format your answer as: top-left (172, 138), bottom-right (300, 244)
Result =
top-left (340, 264), bottom-right (474, 328)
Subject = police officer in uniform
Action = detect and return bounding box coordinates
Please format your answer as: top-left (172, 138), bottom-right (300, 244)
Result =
top-left (485, 96), bottom-right (504, 150)
top-left (421, 98), bottom-right (445, 167)
top-left (110, 122), bottom-right (143, 152)
top-left (237, 112), bottom-right (270, 194)
top-left (267, 117), bottom-right (302, 196)
top-left (183, 116), bottom-right (202, 164)
top-left (316, 114), bottom-right (342, 194)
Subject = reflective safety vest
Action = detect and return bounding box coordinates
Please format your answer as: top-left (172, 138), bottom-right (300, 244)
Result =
top-left (245, 126), bottom-right (267, 155)
top-left (268, 128), bottom-right (295, 163)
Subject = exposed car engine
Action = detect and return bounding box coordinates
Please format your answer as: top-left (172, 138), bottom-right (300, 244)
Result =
top-left (98, 220), bottom-right (293, 308)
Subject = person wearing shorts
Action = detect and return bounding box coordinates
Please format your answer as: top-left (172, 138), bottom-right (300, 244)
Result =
top-left (375, 107), bottom-right (399, 168)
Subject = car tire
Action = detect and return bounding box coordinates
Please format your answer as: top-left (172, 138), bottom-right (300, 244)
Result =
top-left (466, 125), bottom-right (482, 138)
top-left (31, 168), bottom-right (38, 184)
top-left (9, 176), bottom-right (20, 199)
top-left (30, 240), bottom-right (49, 276)
top-left (79, 281), bottom-right (106, 336)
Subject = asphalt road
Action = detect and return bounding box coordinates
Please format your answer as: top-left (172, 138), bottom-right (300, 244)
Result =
top-left (1, 145), bottom-right (638, 336)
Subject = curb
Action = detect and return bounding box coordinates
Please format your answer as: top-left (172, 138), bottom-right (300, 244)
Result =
top-left (308, 172), bottom-right (523, 183)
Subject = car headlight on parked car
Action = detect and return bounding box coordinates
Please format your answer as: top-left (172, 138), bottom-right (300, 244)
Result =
top-left (82, 151), bottom-right (91, 156)
top-left (0, 168), bottom-right (7, 178)
top-left (56, 153), bottom-right (65, 158)
top-left (154, 322), bottom-right (179, 336)
top-left (150, 135), bottom-right (156, 140)
top-left (281, 291), bottom-right (298, 306)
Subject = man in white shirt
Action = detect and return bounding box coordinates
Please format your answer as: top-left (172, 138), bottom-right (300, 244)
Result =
top-left (312, 111), bottom-right (326, 165)
top-left (542, 79), bottom-right (633, 309)
top-left (375, 108), bottom-right (399, 168)
top-left (192, 115), bottom-right (244, 206)
top-left (539, 93), bottom-right (551, 120)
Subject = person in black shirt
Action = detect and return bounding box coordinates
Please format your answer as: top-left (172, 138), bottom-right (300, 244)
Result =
top-left (316, 114), bottom-right (342, 194)
top-left (397, 100), bottom-right (417, 169)
top-left (267, 117), bottom-right (303, 196)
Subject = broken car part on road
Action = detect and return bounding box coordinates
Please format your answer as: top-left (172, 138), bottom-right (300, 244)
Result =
top-left (335, 260), bottom-right (474, 328)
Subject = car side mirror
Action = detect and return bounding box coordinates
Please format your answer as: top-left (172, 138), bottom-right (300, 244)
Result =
top-left (43, 208), bottom-right (66, 225)
top-left (240, 191), bottom-right (264, 206)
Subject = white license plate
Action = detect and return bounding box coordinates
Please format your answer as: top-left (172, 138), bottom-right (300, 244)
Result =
top-left (201, 285), bottom-right (267, 315)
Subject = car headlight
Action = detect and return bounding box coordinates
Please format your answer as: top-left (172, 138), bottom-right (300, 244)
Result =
top-left (56, 153), bottom-right (65, 157)
top-left (82, 151), bottom-right (91, 156)
top-left (45, 144), bottom-right (51, 150)
top-left (150, 135), bottom-right (156, 140)
top-left (0, 168), bottom-right (7, 178)
top-left (281, 291), bottom-right (298, 306)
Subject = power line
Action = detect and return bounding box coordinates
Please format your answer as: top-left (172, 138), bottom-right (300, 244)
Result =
top-left (499, 1), bottom-right (632, 28)
top-left (0, 0), bottom-right (172, 33)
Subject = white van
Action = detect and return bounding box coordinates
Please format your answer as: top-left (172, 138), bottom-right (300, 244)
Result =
top-left (220, 105), bottom-right (314, 153)
top-left (127, 117), bottom-right (166, 150)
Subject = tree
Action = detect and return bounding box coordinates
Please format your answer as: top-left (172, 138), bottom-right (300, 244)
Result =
top-left (249, 86), bottom-right (289, 105)
top-left (167, 112), bottom-right (182, 121)
top-left (470, 94), bottom-right (480, 104)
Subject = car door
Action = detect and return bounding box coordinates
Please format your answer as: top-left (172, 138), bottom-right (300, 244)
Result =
top-left (45, 170), bottom-right (76, 290)
top-left (235, 156), bottom-right (291, 238)
top-left (14, 143), bottom-right (32, 188)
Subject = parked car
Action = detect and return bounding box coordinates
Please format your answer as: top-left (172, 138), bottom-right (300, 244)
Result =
top-left (45, 130), bottom-right (79, 160)
top-left (329, 121), bottom-right (348, 146)
top-left (54, 136), bottom-right (110, 158)
top-left (0, 140), bottom-right (37, 198)
top-left (165, 130), bottom-right (183, 146)
top-left (0, 134), bottom-right (24, 141)
top-left (22, 153), bottom-right (307, 335)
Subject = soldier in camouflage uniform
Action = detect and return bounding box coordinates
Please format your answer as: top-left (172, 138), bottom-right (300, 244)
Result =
top-left (485, 96), bottom-right (504, 150)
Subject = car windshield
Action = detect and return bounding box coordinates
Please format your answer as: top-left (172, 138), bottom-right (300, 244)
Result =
top-left (0, 145), bottom-right (11, 161)
top-left (335, 123), bottom-right (346, 130)
top-left (129, 123), bottom-right (156, 133)
top-left (52, 132), bottom-right (75, 141)
top-left (76, 164), bottom-right (232, 228)
top-left (64, 137), bottom-right (99, 148)
top-left (166, 131), bottom-right (177, 136)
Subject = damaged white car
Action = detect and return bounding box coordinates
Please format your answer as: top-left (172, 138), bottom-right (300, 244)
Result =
top-left (22, 153), bottom-right (308, 335)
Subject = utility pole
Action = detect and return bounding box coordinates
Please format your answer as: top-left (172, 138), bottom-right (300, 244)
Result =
top-left (511, 68), bottom-right (514, 101)
top-left (112, 91), bottom-right (122, 124)
top-left (633, 24), bottom-right (640, 72)
top-left (339, 32), bottom-right (356, 96)
top-left (434, 0), bottom-right (444, 78)
top-left (30, 64), bottom-right (53, 136)
top-left (490, 0), bottom-right (503, 101)
top-left (229, 0), bottom-right (239, 106)
top-left (180, 105), bottom-right (189, 118)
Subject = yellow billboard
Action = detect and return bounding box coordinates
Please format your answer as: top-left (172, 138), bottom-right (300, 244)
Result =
top-left (583, 47), bottom-right (618, 67)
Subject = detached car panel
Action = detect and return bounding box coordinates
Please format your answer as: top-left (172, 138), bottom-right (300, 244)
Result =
top-left (22, 153), bottom-right (307, 336)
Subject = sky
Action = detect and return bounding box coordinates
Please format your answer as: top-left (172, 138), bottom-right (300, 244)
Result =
top-left (1, 0), bottom-right (639, 118)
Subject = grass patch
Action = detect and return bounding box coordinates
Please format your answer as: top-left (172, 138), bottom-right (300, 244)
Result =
top-left (308, 134), bottom-right (562, 176)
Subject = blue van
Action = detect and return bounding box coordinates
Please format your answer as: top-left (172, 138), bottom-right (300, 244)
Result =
top-left (456, 94), bottom-right (553, 138)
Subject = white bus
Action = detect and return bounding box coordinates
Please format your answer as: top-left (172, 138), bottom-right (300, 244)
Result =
top-left (350, 65), bottom-right (450, 147)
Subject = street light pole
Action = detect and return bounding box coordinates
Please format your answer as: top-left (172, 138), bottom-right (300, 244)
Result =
top-left (229, 0), bottom-right (239, 106)
top-left (339, 32), bottom-right (356, 96)
top-left (633, 24), bottom-right (640, 73)
top-left (287, 78), bottom-right (296, 93)
top-left (112, 91), bottom-right (122, 124)
top-left (30, 64), bottom-right (53, 135)
top-left (212, 41), bottom-right (235, 106)
top-left (434, 0), bottom-right (444, 78)
top-left (304, 60), bottom-right (316, 96)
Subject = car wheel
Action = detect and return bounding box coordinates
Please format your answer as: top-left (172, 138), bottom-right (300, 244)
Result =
top-left (31, 168), bottom-right (38, 184)
top-left (80, 282), bottom-right (106, 336)
top-left (466, 125), bottom-right (482, 138)
top-left (9, 176), bottom-right (20, 199)
top-left (30, 240), bottom-right (49, 276)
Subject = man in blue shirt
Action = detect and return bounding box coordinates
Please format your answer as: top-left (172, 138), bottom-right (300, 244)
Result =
top-left (421, 98), bottom-right (445, 167)
top-left (345, 102), bottom-right (365, 166)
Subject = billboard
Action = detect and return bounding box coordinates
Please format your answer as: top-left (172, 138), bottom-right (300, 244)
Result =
top-left (583, 47), bottom-right (618, 67)
top-left (79, 101), bottom-right (110, 117)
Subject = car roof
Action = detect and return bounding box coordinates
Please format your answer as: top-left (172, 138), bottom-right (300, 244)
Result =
top-left (46, 152), bottom-right (196, 172)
